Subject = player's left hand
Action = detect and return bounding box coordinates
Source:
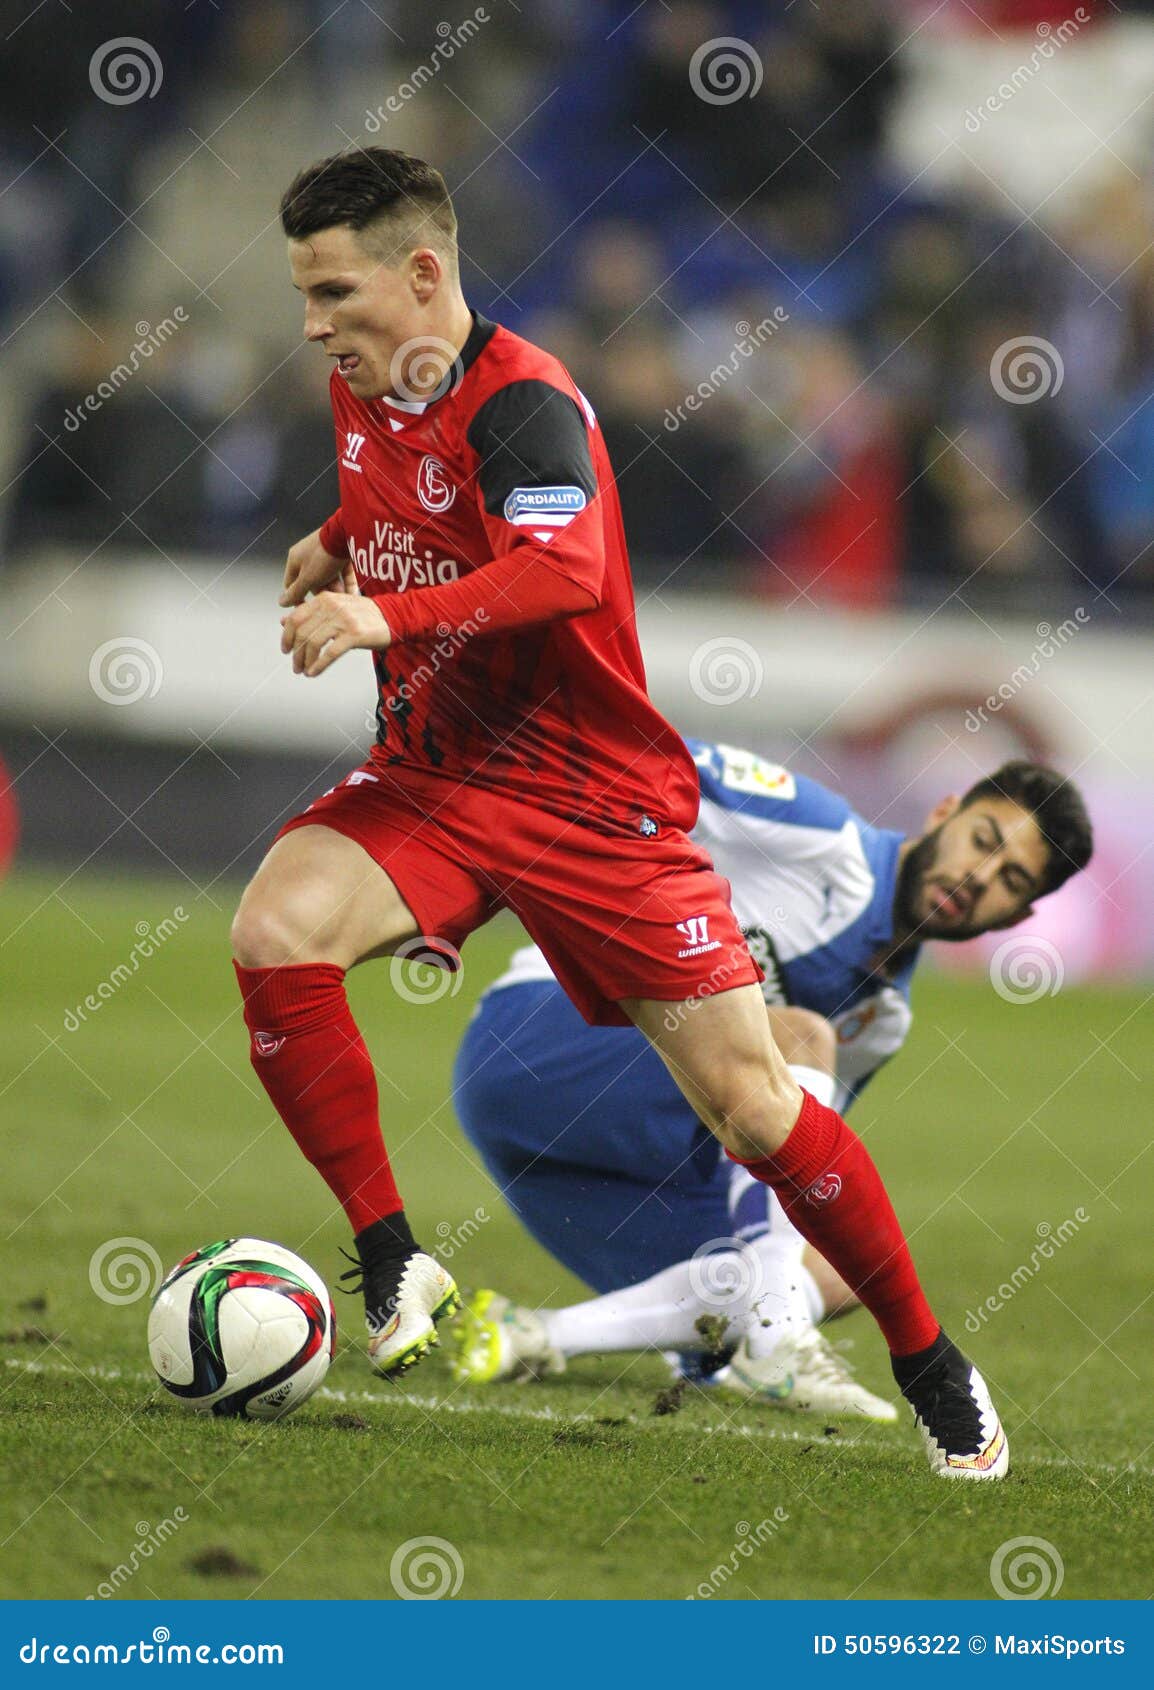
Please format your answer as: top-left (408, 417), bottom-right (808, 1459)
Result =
top-left (280, 575), bottom-right (393, 677)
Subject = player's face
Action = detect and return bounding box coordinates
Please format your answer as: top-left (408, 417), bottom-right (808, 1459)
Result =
top-left (288, 224), bottom-right (431, 401)
top-left (898, 796), bottom-right (1050, 942)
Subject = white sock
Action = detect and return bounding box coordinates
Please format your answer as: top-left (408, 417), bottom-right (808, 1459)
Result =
top-left (541, 1252), bottom-right (751, 1358)
top-left (800, 1263), bottom-right (827, 1324)
top-left (539, 1062), bottom-right (838, 1363)
top-left (743, 1223), bottom-right (812, 1359)
top-left (789, 1065), bottom-right (837, 1108)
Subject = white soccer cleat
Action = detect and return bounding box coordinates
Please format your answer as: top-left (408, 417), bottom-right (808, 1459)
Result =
top-left (449, 1289), bottom-right (565, 1384)
top-left (720, 1327), bottom-right (899, 1423)
top-left (364, 1251), bottom-right (459, 1377)
top-left (892, 1333), bottom-right (1010, 1481)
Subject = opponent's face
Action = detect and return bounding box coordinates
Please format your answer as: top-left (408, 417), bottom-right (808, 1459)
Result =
top-left (289, 223), bottom-right (438, 401)
top-left (896, 795), bottom-right (1051, 942)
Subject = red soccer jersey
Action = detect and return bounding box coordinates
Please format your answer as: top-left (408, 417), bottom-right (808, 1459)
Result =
top-left (318, 314), bottom-right (699, 835)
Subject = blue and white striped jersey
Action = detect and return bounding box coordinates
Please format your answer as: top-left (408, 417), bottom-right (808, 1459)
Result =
top-left (489, 737), bottom-right (921, 1111)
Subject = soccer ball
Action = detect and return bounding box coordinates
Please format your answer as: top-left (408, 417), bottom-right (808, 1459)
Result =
top-left (148, 1237), bottom-right (335, 1420)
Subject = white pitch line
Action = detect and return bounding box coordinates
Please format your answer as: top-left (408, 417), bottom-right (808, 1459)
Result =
top-left (4, 1356), bottom-right (1148, 1479)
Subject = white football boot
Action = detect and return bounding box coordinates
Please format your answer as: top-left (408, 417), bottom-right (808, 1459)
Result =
top-left (449, 1290), bottom-right (565, 1384)
top-left (360, 1251), bottom-right (459, 1377)
top-left (720, 1327), bottom-right (898, 1422)
top-left (892, 1332), bottom-right (1010, 1480)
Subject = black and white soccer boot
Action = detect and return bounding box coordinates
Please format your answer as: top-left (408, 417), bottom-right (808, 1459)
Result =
top-left (339, 1217), bottom-right (459, 1378)
top-left (892, 1330), bottom-right (1010, 1480)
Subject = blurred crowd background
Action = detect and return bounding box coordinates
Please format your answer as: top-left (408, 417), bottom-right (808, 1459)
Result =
top-left (6, 0), bottom-right (1154, 615)
top-left (3, 0), bottom-right (1154, 982)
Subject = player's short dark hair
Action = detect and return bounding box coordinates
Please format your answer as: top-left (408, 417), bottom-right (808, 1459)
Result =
top-left (959, 761), bottom-right (1093, 896)
top-left (279, 148), bottom-right (457, 265)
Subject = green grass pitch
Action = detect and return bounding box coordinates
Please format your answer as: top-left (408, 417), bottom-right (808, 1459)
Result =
top-left (1, 866), bottom-right (1151, 1601)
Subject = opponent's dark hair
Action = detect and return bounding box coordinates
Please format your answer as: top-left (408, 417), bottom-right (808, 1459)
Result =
top-left (959, 761), bottom-right (1093, 896)
top-left (280, 148), bottom-right (456, 259)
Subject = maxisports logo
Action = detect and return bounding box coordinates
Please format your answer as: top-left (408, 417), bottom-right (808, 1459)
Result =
top-left (342, 431), bottom-right (367, 472)
top-left (503, 485), bottom-right (587, 527)
top-left (676, 915), bottom-right (722, 959)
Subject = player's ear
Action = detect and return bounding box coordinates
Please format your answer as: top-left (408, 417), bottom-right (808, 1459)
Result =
top-left (924, 793), bottom-right (961, 831)
top-left (409, 246), bottom-right (442, 301)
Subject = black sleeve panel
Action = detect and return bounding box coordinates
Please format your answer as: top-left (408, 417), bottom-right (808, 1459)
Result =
top-left (466, 380), bottom-right (598, 517)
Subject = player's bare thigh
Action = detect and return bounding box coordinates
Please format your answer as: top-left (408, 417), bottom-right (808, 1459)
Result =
top-left (231, 824), bottom-right (420, 970)
top-left (621, 984), bottom-right (804, 1160)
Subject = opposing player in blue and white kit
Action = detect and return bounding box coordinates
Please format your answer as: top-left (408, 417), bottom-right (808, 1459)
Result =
top-left (451, 741), bottom-right (1092, 1425)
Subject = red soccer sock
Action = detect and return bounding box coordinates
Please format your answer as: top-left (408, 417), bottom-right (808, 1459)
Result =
top-left (729, 1089), bottom-right (940, 1357)
top-left (234, 961), bottom-right (402, 1234)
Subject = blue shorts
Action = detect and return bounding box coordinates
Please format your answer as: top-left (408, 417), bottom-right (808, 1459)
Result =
top-left (452, 980), bottom-right (731, 1293)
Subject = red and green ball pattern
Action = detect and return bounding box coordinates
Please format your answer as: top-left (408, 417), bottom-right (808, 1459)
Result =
top-left (154, 1240), bottom-right (332, 1418)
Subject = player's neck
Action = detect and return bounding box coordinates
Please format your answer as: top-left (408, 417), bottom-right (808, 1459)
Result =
top-left (427, 295), bottom-right (475, 382)
top-left (385, 295), bottom-right (475, 403)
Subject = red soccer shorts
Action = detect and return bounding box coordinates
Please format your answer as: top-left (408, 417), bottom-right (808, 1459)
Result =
top-left (275, 755), bottom-right (761, 1026)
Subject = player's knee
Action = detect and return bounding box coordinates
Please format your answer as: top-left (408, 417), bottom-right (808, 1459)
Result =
top-left (231, 888), bottom-right (332, 968)
top-left (231, 897), bottom-right (292, 968)
top-left (698, 1059), bottom-right (803, 1162)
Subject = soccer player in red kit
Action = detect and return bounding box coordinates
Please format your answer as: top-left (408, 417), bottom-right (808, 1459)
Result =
top-left (231, 149), bottom-right (1008, 1478)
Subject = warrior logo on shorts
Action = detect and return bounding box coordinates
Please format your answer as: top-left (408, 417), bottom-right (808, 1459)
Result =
top-left (806, 1171), bottom-right (842, 1206)
top-left (253, 1031), bottom-right (285, 1058)
top-left (417, 453), bottom-right (456, 513)
top-left (676, 915), bottom-right (722, 959)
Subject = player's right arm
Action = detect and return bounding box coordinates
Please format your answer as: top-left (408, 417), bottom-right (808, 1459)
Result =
top-left (279, 517), bottom-right (353, 607)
